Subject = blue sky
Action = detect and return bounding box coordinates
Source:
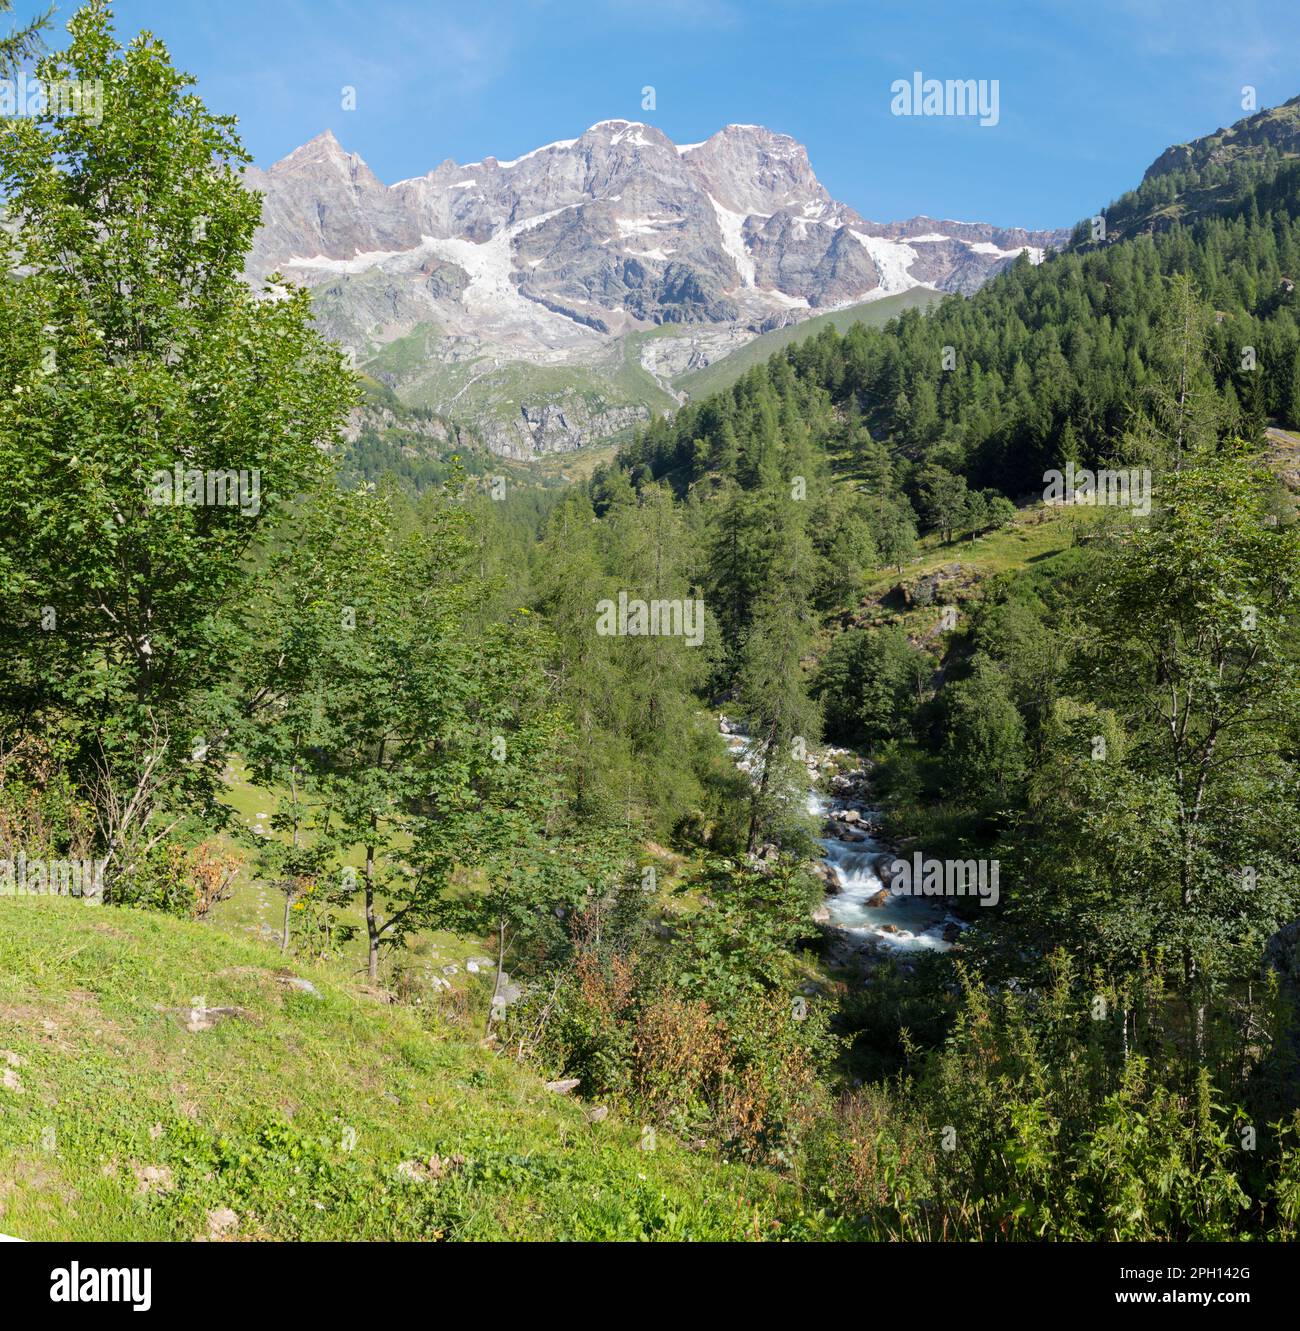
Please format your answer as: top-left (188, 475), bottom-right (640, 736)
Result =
top-left (13, 0), bottom-right (1300, 230)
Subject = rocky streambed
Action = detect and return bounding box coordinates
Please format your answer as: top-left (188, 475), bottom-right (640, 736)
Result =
top-left (719, 717), bottom-right (962, 963)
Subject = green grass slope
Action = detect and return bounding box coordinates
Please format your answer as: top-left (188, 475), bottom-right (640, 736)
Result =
top-left (677, 288), bottom-right (942, 401)
top-left (0, 899), bottom-right (807, 1242)
top-left (362, 323), bottom-right (679, 448)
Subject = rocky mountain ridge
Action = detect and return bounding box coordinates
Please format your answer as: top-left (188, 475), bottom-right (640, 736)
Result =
top-left (244, 121), bottom-right (1068, 456)
top-left (1077, 94), bottom-right (1300, 247)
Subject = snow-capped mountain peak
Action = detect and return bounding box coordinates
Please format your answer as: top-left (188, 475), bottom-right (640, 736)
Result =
top-left (242, 121), bottom-right (1066, 457)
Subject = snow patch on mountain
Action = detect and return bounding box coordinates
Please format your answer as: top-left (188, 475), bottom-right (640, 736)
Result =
top-left (495, 138), bottom-right (578, 169)
top-left (615, 215), bottom-right (678, 239)
top-left (420, 207), bottom-right (580, 326)
top-left (286, 245), bottom-right (414, 274)
top-left (967, 240), bottom-right (1045, 264)
top-left (708, 195), bottom-right (758, 288)
top-left (850, 232), bottom-right (923, 296)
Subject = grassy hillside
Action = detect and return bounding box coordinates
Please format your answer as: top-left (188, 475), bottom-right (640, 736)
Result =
top-left (360, 322), bottom-right (680, 454)
top-left (677, 287), bottom-right (942, 400)
top-left (0, 899), bottom-right (808, 1241)
top-left (353, 295), bottom-right (943, 458)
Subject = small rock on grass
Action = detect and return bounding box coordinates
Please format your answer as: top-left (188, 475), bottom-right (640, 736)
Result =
top-left (395, 1153), bottom-right (464, 1183)
top-left (277, 976), bottom-right (323, 1000)
top-left (132, 1164), bottom-right (174, 1195)
top-left (205, 1207), bottom-right (239, 1240)
top-left (175, 1005), bottom-right (253, 1033)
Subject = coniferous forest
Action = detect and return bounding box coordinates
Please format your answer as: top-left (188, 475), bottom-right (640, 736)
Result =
top-left (1, 0), bottom-right (1299, 1296)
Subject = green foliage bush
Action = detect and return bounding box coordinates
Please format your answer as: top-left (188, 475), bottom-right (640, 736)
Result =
top-left (808, 960), bottom-right (1300, 1240)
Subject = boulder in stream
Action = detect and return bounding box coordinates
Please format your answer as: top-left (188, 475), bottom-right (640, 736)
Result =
top-left (811, 861), bottom-right (840, 894)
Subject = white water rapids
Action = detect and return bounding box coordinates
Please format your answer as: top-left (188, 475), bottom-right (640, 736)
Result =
top-left (723, 723), bottom-right (957, 955)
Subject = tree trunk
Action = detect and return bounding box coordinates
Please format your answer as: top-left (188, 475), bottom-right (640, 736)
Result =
top-left (484, 916), bottom-right (506, 1038)
top-left (283, 761), bottom-right (300, 955)
top-left (364, 821), bottom-right (379, 982)
top-left (747, 731), bottom-right (776, 855)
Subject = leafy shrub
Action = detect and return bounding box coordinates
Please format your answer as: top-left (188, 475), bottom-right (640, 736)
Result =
top-left (807, 957), bottom-right (1300, 1240)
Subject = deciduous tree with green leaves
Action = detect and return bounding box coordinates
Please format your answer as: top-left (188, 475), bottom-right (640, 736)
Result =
top-left (735, 494), bottom-right (821, 855)
top-left (241, 480), bottom-right (480, 981)
top-left (0, 1), bottom-right (354, 888)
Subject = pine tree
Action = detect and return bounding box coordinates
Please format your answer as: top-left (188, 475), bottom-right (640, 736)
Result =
top-left (1287, 347), bottom-right (1300, 429)
top-left (0, 0), bottom-right (50, 77)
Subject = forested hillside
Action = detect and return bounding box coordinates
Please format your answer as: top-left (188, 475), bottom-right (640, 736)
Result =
top-left (618, 160), bottom-right (1300, 501)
